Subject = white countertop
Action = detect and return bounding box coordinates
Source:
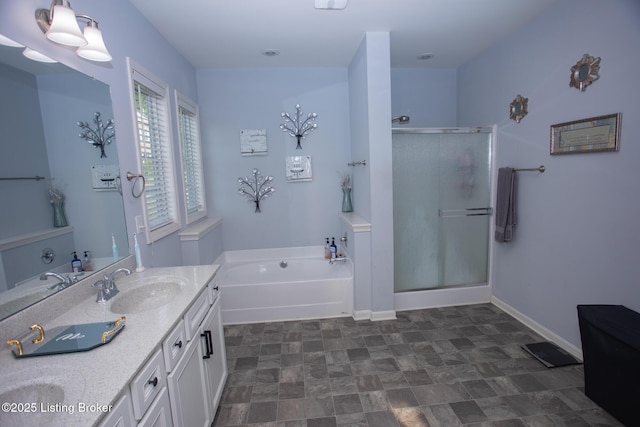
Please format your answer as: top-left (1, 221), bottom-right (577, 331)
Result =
top-left (0, 264), bottom-right (219, 427)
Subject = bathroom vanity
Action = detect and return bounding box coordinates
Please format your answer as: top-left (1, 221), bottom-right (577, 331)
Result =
top-left (0, 261), bottom-right (227, 427)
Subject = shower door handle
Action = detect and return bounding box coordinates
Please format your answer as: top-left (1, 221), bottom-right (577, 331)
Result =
top-left (439, 207), bottom-right (493, 218)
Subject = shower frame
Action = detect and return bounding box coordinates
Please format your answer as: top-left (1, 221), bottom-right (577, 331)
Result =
top-left (392, 126), bottom-right (497, 309)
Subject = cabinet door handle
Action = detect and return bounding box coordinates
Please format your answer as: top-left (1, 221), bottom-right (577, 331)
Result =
top-left (174, 340), bottom-right (183, 349)
top-left (201, 332), bottom-right (211, 359)
top-left (213, 285), bottom-right (219, 291)
top-left (205, 330), bottom-right (213, 356)
top-left (148, 377), bottom-right (158, 387)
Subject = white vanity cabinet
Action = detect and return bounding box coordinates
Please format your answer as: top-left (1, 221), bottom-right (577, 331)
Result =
top-left (138, 387), bottom-right (172, 427)
top-left (201, 293), bottom-right (227, 416)
top-left (98, 285), bottom-right (227, 427)
top-left (166, 284), bottom-right (228, 426)
top-left (97, 392), bottom-right (135, 427)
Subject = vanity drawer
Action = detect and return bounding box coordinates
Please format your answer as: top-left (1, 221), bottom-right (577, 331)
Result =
top-left (130, 349), bottom-right (166, 420)
top-left (184, 289), bottom-right (211, 341)
top-left (162, 319), bottom-right (186, 373)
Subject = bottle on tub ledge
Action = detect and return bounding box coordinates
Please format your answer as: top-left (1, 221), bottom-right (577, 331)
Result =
top-left (330, 238), bottom-right (337, 259)
top-left (324, 238), bottom-right (331, 259)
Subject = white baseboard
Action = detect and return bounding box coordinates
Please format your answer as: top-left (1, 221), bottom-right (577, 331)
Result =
top-left (352, 310), bottom-right (371, 321)
top-left (370, 310), bottom-right (397, 321)
top-left (395, 285), bottom-right (491, 312)
top-left (491, 296), bottom-right (583, 361)
top-left (352, 309), bottom-right (397, 321)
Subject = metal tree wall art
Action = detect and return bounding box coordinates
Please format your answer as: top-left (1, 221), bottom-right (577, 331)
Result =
top-left (78, 112), bottom-right (115, 158)
top-left (238, 169), bottom-right (275, 212)
top-left (280, 104), bottom-right (318, 149)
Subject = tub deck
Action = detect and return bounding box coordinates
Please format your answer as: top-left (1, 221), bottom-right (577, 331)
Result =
top-left (215, 247), bottom-right (353, 324)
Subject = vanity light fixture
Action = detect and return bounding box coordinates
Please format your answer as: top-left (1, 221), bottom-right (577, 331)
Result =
top-left (34, 0), bottom-right (112, 62)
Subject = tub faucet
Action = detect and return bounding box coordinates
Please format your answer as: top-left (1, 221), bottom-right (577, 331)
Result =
top-left (329, 257), bottom-right (347, 265)
top-left (40, 271), bottom-right (77, 290)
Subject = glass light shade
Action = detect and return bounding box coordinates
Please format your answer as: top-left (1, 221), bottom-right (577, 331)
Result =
top-left (0, 34), bottom-right (24, 48)
top-left (45, 5), bottom-right (87, 47)
top-left (76, 24), bottom-right (112, 62)
top-left (23, 47), bottom-right (57, 63)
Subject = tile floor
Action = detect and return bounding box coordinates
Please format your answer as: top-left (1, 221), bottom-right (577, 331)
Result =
top-left (212, 304), bottom-right (623, 426)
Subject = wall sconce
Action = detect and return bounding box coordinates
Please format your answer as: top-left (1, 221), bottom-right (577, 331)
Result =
top-left (280, 104), bottom-right (318, 149)
top-left (34, 0), bottom-right (112, 62)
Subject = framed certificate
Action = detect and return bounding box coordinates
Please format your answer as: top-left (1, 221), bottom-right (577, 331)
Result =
top-left (550, 113), bottom-right (621, 155)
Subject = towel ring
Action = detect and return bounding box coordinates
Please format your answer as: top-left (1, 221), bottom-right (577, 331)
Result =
top-left (126, 172), bottom-right (145, 198)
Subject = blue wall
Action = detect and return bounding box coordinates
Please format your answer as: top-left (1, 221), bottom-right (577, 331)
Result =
top-left (391, 68), bottom-right (457, 127)
top-left (458, 0), bottom-right (640, 349)
top-left (197, 67), bottom-right (351, 250)
top-left (0, 63), bottom-right (51, 237)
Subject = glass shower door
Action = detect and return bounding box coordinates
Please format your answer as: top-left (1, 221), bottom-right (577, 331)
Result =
top-left (393, 129), bottom-right (492, 292)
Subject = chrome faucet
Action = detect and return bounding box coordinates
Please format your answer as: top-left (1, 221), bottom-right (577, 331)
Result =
top-left (40, 271), bottom-right (78, 290)
top-left (329, 257), bottom-right (347, 265)
top-left (93, 267), bottom-right (132, 302)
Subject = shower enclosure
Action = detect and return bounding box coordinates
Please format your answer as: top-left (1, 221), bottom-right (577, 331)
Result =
top-left (392, 128), bottom-right (493, 292)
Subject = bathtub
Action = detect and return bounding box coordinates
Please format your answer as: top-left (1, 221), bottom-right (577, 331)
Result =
top-left (215, 246), bottom-right (353, 324)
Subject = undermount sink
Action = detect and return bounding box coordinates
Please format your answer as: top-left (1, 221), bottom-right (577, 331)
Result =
top-left (109, 280), bottom-right (184, 314)
top-left (0, 370), bottom-right (85, 427)
top-left (0, 383), bottom-right (64, 426)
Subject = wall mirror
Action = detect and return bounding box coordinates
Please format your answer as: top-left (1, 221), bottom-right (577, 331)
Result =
top-left (0, 42), bottom-right (128, 321)
top-left (569, 53), bottom-right (601, 92)
top-left (509, 94), bottom-right (528, 123)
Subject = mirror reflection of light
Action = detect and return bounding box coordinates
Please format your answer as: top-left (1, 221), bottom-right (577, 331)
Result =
top-left (0, 34), bottom-right (24, 48)
top-left (22, 47), bottom-right (57, 63)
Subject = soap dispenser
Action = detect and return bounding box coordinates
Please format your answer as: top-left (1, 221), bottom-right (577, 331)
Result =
top-left (83, 251), bottom-right (93, 271)
top-left (71, 252), bottom-right (83, 273)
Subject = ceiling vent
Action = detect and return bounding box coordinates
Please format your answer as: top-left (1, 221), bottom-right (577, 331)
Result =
top-left (314, 0), bottom-right (349, 10)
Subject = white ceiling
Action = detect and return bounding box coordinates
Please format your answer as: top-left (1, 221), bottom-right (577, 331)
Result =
top-left (129, 0), bottom-right (558, 69)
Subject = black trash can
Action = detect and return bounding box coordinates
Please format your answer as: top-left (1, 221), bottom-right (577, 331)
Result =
top-left (577, 304), bottom-right (640, 426)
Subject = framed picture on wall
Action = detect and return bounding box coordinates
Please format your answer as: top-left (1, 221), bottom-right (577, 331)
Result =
top-left (550, 113), bottom-right (621, 155)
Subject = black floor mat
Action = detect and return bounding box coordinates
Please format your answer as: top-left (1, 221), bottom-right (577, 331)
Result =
top-left (522, 341), bottom-right (581, 368)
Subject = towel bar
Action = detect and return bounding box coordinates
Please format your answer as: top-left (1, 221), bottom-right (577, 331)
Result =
top-left (514, 165), bottom-right (545, 173)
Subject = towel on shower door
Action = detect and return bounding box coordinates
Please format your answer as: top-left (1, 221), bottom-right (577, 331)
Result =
top-left (495, 167), bottom-right (517, 242)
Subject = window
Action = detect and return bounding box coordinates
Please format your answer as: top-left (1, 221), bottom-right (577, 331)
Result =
top-left (128, 59), bottom-right (180, 242)
top-left (175, 92), bottom-right (207, 224)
